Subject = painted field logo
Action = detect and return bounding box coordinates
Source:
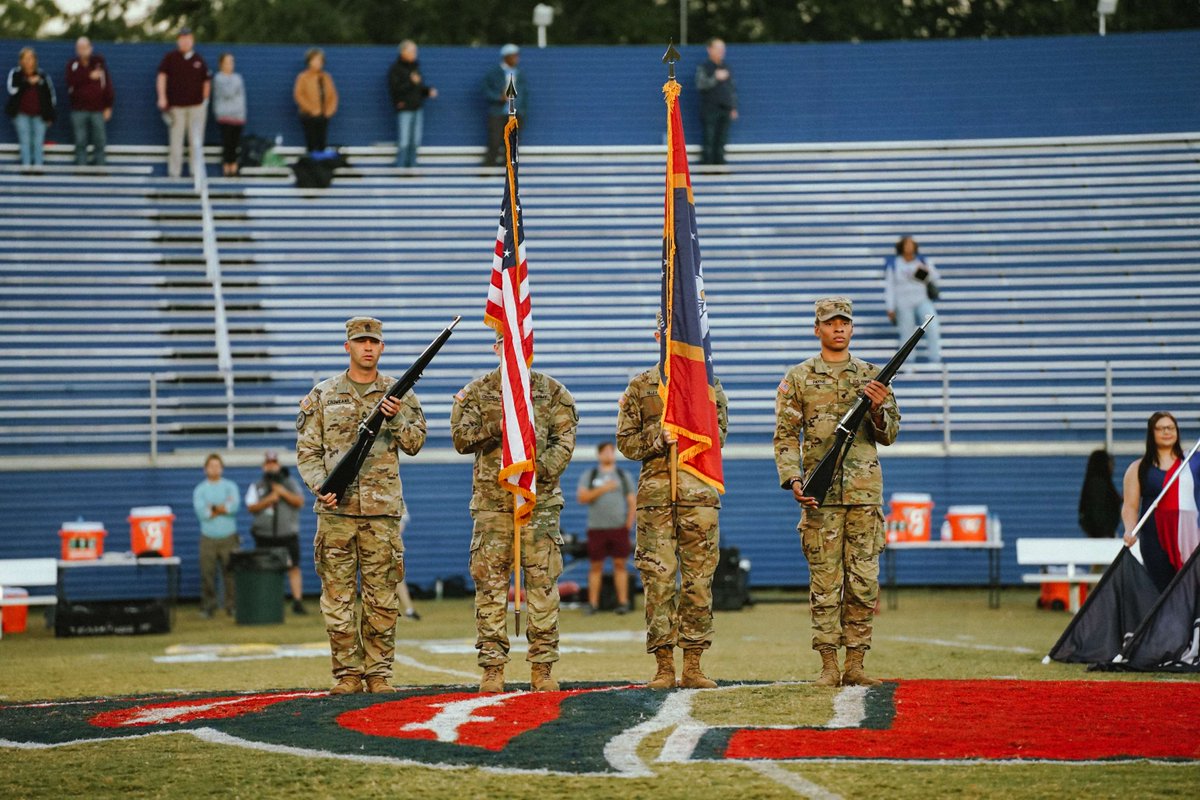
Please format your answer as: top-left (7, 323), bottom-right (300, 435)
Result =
top-left (1, 681), bottom-right (1197, 775)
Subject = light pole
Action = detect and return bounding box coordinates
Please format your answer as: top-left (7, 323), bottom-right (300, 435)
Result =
top-left (1097, 0), bottom-right (1117, 36)
top-left (533, 3), bottom-right (554, 48)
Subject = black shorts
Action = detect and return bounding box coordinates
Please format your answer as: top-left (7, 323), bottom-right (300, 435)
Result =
top-left (253, 535), bottom-right (299, 568)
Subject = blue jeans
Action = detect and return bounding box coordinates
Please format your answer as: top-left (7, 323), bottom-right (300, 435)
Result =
top-left (13, 114), bottom-right (46, 166)
top-left (396, 109), bottom-right (423, 167)
top-left (71, 110), bottom-right (107, 165)
top-left (896, 297), bottom-right (942, 362)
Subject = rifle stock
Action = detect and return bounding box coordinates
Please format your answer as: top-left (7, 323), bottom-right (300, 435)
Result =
top-left (799, 316), bottom-right (932, 505)
top-left (318, 316), bottom-right (462, 499)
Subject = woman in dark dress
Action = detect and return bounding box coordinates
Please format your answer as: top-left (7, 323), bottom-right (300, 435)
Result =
top-left (1121, 412), bottom-right (1199, 592)
top-left (1079, 449), bottom-right (1121, 538)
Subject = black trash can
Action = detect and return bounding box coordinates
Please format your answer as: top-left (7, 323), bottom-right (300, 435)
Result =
top-left (231, 548), bottom-right (288, 625)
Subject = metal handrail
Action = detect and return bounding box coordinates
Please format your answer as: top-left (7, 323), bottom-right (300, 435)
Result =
top-left (198, 180), bottom-right (235, 450)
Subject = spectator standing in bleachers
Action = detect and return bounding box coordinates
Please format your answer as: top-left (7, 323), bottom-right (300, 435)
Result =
top-left (293, 48), bottom-right (338, 153)
top-left (388, 40), bottom-right (437, 168)
top-left (192, 453), bottom-right (240, 618)
top-left (156, 27), bottom-right (211, 180)
top-left (481, 44), bottom-right (527, 167)
top-left (1122, 412), bottom-right (1200, 592)
top-left (245, 450), bottom-right (306, 614)
top-left (5, 47), bottom-right (56, 167)
top-left (211, 53), bottom-right (246, 177)
top-left (695, 38), bottom-right (738, 166)
top-left (884, 235), bottom-right (942, 363)
top-left (1079, 449), bottom-right (1121, 538)
top-left (65, 37), bottom-right (114, 167)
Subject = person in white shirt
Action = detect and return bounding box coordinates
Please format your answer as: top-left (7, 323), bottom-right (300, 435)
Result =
top-left (884, 235), bottom-right (942, 363)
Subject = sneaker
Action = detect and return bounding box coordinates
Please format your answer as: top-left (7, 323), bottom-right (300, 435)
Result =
top-left (614, 603), bottom-right (631, 615)
top-left (198, 608), bottom-right (214, 620)
top-left (292, 600), bottom-right (307, 614)
top-left (403, 608), bottom-right (421, 621)
top-left (583, 605), bottom-right (599, 616)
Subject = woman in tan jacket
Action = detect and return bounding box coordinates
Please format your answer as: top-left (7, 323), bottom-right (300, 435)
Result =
top-left (293, 48), bottom-right (338, 152)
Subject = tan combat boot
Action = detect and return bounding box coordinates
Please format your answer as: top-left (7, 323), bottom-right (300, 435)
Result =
top-left (841, 647), bottom-right (882, 686)
top-left (814, 646), bottom-right (841, 687)
top-left (647, 647), bottom-right (676, 690)
top-left (479, 664), bottom-right (505, 693)
top-left (329, 675), bottom-right (363, 695)
top-left (365, 676), bottom-right (397, 694)
top-left (679, 649), bottom-right (717, 689)
top-left (530, 662), bottom-right (559, 692)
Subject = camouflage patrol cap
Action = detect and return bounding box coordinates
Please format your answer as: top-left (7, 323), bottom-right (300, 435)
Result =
top-left (814, 296), bottom-right (853, 322)
top-left (345, 316), bottom-right (384, 341)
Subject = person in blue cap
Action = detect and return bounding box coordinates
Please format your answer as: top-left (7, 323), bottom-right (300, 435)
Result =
top-left (481, 43), bottom-right (528, 166)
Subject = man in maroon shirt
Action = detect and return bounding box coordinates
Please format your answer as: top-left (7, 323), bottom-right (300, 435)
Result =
top-left (155, 27), bottom-right (210, 180)
top-left (65, 37), bottom-right (115, 166)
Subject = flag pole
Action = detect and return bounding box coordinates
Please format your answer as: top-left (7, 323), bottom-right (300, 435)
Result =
top-left (663, 40), bottom-right (681, 507)
top-left (1124, 434), bottom-right (1200, 545)
top-left (503, 73), bottom-right (524, 637)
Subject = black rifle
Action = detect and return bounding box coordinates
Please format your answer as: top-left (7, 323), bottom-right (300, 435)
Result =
top-left (799, 315), bottom-right (933, 505)
top-left (318, 316), bottom-right (461, 500)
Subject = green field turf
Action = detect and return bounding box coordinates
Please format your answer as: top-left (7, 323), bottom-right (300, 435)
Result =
top-left (1, 588), bottom-right (1196, 799)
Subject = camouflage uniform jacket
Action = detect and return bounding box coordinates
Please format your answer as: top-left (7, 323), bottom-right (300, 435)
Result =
top-left (616, 367), bottom-right (729, 509)
top-left (773, 355), bottom-right (900, 506)
top-left (450, 369), bottom-right (578, 513)
top-left (296, 370), bottom-right (427, 518)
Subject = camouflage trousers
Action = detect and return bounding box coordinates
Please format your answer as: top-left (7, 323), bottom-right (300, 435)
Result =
top-left (634, 505), bottom-right (720, 653)
top-left (799, 504), bottom-right (885, 651)
top-left (469, 506), bottom-right (564, 667)
top-left (313, 514), bottom-right (404, 681)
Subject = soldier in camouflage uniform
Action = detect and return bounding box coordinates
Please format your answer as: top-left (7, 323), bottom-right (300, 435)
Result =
top-left (450, 335), bottom-right (578, 693)
top-left (296, 317), bottom-right (427, 695)
top-left (773, 297), bottom-right (900, 687)
top-left (616, 324), bottom-right (729, 690)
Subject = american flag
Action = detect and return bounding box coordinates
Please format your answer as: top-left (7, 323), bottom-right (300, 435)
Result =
top-left (483, 116), bottom-right (537, 524)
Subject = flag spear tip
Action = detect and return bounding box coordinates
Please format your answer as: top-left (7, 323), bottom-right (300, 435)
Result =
top-left (662, 41), bottom-right (681, 80)
top-left (504, 74), bottom-right (517, 116)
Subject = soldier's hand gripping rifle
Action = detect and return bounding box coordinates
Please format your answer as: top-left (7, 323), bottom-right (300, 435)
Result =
top-left (318, 316), bottom-right (462, 500)
top-left (800, 316), bottom-right (933, 506)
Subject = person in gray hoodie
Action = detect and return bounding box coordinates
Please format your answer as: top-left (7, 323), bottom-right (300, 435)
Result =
top-left (211, 53), bottom-right (246, 176)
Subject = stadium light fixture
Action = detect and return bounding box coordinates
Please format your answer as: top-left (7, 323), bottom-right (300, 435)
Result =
top-left (1097, 0), bottom-right (1117, 36)
top-left (533, 4), bottom-right (554, 48)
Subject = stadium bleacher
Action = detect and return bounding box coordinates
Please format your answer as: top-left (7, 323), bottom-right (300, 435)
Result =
top-left (2, 134), bottom-right (1198, 459)
top-left (1, 30), bottom-right (1198, 594)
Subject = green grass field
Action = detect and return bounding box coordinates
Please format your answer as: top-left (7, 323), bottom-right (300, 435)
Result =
top-left (2, 588), bottom-right (1197, 799)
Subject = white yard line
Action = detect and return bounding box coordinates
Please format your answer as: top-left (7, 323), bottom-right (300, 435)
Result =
top-left (878, 635), bottom-right (1036, 654)
top-left (826, 686), bottom-right (869, 728)
top-left (391, 652), bottom-right (479, 681)
top-left (745, 761), bottom-right (844, 800)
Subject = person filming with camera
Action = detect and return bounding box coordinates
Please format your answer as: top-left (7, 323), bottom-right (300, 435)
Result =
top-left (245, 449), bottom-right (308, 614)
top-left (884, 235), bottom-right (942, 364)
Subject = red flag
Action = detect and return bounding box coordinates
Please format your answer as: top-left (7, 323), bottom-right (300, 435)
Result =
top-left (483, 117), bottom-right (537, 523)
top-left (659, 80), bottom-right (724, 493)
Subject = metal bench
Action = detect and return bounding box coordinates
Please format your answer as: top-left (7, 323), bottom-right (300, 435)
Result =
top-left (1015, 538), bottom-right (1125, 613)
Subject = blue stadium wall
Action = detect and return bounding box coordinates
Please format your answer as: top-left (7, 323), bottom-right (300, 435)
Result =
top-left (1, 455), bottom-right (1090, 600)
top-left (1, 31), bottom-right (1197, 149)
